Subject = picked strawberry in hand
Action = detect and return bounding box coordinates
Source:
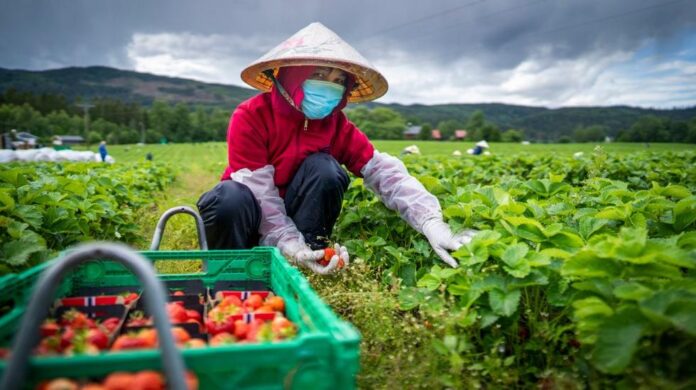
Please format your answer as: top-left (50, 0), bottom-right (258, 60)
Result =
top-left (318, 243), bottom-right (349, 271)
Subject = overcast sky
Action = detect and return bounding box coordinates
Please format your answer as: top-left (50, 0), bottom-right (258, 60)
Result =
top-left (1, 0), bottom-right (695, 108)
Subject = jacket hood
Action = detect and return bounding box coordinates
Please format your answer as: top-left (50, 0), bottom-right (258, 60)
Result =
top-left (271, 65), bottom-right (354, 119)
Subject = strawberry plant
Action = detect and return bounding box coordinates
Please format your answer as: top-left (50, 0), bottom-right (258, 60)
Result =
top-left (0, 161), bottom-right (173, 273)
top-left (319, 149), bottom-right (696, 388)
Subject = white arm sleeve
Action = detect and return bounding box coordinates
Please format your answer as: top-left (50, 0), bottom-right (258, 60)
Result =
top-left (230, 165), bottom-right (305, 248)
top-left (361, 151), bottom-right (442, 234)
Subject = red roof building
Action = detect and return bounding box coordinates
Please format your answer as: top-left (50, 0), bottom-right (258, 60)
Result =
top-left (454, 130), bottom-right (468, 139)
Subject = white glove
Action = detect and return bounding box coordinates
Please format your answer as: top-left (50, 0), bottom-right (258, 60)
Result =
top-left (277, 239), bottom-right (326, 274)
top-left (323, 242), bottom-right (350, 267)
top-left (422, 218), bottom-right (477, 267)
top-left (281, 241), bottom-right (349, 275)
top-left (362, 151), bottom-right (477, 267)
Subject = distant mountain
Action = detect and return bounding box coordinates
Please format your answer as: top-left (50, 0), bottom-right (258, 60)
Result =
top-left (1, 66), bottom-right (694, 139)
top-left (0, 66), bottom-right (257, 108)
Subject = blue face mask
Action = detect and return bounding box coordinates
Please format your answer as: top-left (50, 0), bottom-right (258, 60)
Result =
top-left (301, 79), bottom-right (346, 119)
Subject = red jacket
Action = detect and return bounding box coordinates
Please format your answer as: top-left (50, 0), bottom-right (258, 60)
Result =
top-left (221, 66), bottom-right (375, 197)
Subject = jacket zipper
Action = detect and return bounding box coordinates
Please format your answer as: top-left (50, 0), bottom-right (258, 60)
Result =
top-left (303, 117), bottom-right (308, 132)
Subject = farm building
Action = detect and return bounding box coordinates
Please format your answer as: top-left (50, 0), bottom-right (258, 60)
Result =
top-left (403, 125), bottom-right (422, 139)
top-left (454, 130), bottom-right (468, 140)
top-left (431, 129), bottom-right (442, 140)
top-left (53, 135), bottom-right (85, 145)
top-left (1, 130), bottom-right (40, 149)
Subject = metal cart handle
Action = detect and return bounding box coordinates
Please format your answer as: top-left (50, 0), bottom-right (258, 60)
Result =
top-left (150, 206), bottom-right (208, 251)
top-left (0, 242), bottom-right (188, 390)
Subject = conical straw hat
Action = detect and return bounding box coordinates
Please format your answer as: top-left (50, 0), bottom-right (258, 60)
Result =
top-left (241, 22), bottom-right (388, 103)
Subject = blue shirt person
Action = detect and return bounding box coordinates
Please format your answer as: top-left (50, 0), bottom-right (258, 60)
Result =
top-left (98, 141), bottom-right (108, 162)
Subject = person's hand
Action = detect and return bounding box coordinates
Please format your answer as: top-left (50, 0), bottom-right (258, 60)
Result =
top-left (422, 219), bottom-right (478, 267)
top-left (278, 239), bottom-right (348, 275)
top-left (322, 242), bottom-right (350, 269)
top-left (308, 243), bottom-right (349, 274)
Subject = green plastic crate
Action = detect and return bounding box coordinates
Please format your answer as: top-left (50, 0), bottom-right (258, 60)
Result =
top-left (0, 247), bottom-right (360, 390)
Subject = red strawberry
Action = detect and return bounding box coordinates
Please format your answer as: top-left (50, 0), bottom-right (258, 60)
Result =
top-left (111, 333), bottom-right (149, 351)
top-left (63, 342), bottom-right (99, 356)
top-left (61, 309), bottom-right (91, 329)
top-left (36, 335), bottom-right (62, 355)
top-left (233, 319), bottom-right (249, 339)
top-left (122, 292), bottom-right (139, 305)
top-left (184, 338), bottom-right (206, 348)
top-left (271, 316), bottom-right (297, 339)
top-left (186, 309), bottom-right (201, 323)
top-left (40, 320), bottom-right (60, 337)
top-left (171, 327), bottom-right (191, 345)
top-left (243, 294), bottom-right (263, 310)
top-left (324, 247), bottom-right (335, 262)
top-left (103, 372), bottom-right (135, 390)
top-left (60, 327), bottom-right (76, 350)
top-left (101, 317), bottom-right (121, 334)
top-left (81, 383), bottom-right (106, 390)
top-left (209, 332), bottom-right (236, 346)
top-left (218, 295), bottom-right (243, 310)
top-left (254, 305), bottom-right (274, 314)
top-left (319, 247), bottom-right (336, 266)
top-left (205, 311), bottom-right (234, 335)
top-left (185, 371), bottom-right (199, 390)
top-left (87, 328), bottom-right (109, 350)
top-left (265, 296), bottom-right (285, 313)
top-left (127, 311), bottom-right (152, 327)
top-left (167, 302), bottom-right (188, 324)
top-left (246, 320), bottom-right (274, 342)
top-left (132, 370), bottom-right (164, 390)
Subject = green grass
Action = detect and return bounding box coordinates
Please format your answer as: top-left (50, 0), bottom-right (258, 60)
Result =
top-left (372, 140), bottom-right (695, 156)
top-left (105, 141), bottom-right (695, 166)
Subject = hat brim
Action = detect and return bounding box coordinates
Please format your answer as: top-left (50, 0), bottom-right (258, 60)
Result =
top-left (241, 57), bottom-right (388, 103)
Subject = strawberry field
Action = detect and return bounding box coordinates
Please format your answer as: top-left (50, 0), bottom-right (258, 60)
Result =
top-left (1, 141), bottom-right (695, 388)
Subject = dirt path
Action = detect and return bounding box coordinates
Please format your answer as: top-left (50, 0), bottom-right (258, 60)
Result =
top-left (134, 163), bottom-right (218, 273)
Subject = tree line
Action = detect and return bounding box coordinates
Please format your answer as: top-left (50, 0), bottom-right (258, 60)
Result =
top-left (1, 88), bottom-right (694, 144)
top-left (0, 88), bottom-right (230, 144)
top-left (555, 117), bottom-right (696, 144)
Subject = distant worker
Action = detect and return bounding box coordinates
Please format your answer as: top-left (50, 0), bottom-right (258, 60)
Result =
top-left (467, 140), bottom-right (490, 156)
top-left (400, 145), bottom-right (421, 156)
top-left (98, 140), bottom-right (108, 162)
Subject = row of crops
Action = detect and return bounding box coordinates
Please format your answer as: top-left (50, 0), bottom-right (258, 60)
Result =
top-left (0, 162), bottom-right (174, 274)
top-left (311, 148), bottom-right (696, 388)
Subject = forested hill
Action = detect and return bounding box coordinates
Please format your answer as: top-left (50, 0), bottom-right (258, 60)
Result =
top-left (0, 66), bottom-right (257, 108)
top-left (1, 66), bottom-right (694, 139)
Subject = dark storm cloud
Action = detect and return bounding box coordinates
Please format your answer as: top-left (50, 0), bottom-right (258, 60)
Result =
top-left (2, 0), bottom-right (695, 70)
top-left (349, 0), bottom-right (696, 69)
top-left (1, 0), bottom-right (694, 106)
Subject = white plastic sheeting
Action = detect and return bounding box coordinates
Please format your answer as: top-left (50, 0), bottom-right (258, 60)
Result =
top-left (0, 148), bottom-right (115, 163)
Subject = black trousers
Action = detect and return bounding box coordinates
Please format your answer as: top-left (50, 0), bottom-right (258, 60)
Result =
top-left (197, 153), bottom-right (349, 250)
